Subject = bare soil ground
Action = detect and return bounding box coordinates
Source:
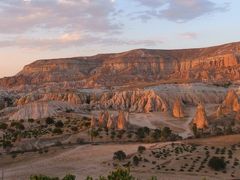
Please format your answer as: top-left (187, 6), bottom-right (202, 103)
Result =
top-left (1, 134), bottom-right (240, 180)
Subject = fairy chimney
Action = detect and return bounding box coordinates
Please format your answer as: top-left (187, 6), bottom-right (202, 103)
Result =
top-left (192, 103), bottom-right (209, 129)
top-left (172, 99), bottom-right (184, 118)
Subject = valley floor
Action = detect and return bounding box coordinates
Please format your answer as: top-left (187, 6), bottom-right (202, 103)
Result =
top-left (1, 134), bottom-right (240, 180)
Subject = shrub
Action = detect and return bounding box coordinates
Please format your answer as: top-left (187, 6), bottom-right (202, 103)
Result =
top-left (71, 126), bottom-right (78, 132)
top-left (113, 150), bottom-right (127, 161)
top-left (28, 119), bottom-right (34, 123)
top-left (53, 128), bottom-right (63, 134)
top-left (30, 175), bottom-right (59, 180)
top-left (208, 157), bottom-right (226, 171)
top-left (55, 120), bottom-right (64, 128)
top-left (132, 156), bottom-right (140, 166)
top-left (143, 127), bottom-right (150, 135)
top-left (106, 168), bottom-right (135, 180)
top-left (161, 127), bottom-right (172, 139)
top-left (46, 117), bottom-right (55, 125)
top-left (151, 129), bottom-right (161, 141)
top-left (136, 128), bottom-right (146, 139)
top-left (137, 146), bottom-right (146, 154)
top-left (0, 122), bottom-right (8, 130)
top-left (62, 174), bottom-right (76, 180)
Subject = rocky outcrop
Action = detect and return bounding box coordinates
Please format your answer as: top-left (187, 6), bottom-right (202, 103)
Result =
top-left (91, 111), bottom-right (129, 130)
top-left (117, 111), bottom-right (128, 130)
top-left (107, 114), bottom-right (115, 129)
top-left (215, 89), bottom-right (240, 118)
top-left (10, 101), bottom-right (73, 120)
top-left (1, 42), bottom-right (240, 89)
top-left (98, 111), bottom-right (108, 128)
top-left (172, 99), bottom-right (184, 118)
top-left (15, 92), bottom-right (87, 106)
top-left (192, 103), bottom-right (209, 129)
top-left (95, 90), bottom-right (168, 113)
top-left (222, 89), bottom-right (240, 112)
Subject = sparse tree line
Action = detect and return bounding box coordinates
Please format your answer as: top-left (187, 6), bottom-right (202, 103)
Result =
top-left (89, 126), bottom-right (181, 143)
top-left (0, 116), bottom-right (91, 151)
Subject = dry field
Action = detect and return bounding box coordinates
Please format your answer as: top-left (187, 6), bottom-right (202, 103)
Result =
top-left (1, 134), bottom-right (240, 180)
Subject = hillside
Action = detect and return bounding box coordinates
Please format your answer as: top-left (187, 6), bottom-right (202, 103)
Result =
top-left (0, 42), bottom-right (240, 88)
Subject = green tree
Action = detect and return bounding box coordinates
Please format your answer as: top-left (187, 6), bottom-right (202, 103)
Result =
top-left (46, 117), bottom-right (55, 125)
top-left (208, 156), bottom-right (226, 171)
top-left (55, 120), bottom-right (64, 128)
top-left (62, 174), bottom-right (76, 180)
top-left (113, 150), bottom-right (127, 161)
top-left (107, 168), bottom-right (135, 180)
top-left (30, 175), bottom-right (59, 180)
top-left (136, 128), bottom-right (145, 140)
top-left (132, 156), bottom-right (140, 166)
top-left (161, 127), bottom-right (171, 139)
top-left (151, 129), bottom-right (161, 141)
top-left (143, 127), bottom-right (150, 135)
top-left (0, 122), bottom-right (8, 130)
top-left (192, 123), bottom-right (198, 137)
top-left (137, 146), bottom-right (146, 154)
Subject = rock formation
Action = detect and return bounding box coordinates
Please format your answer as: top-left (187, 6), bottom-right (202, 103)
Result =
top-left (98, 111), bottom-right (108, 128)
top-left (10, 101), bottom-right (73, 120)
top-left (96, 90), bottom-right (168, 113)
top-left (222, 89), bottom-right (240, 112)
top-left (90, 116), bottom-right (97, 128)
top-left (216, 105), bottom-right (224, 118)
top-left (192, 103), bottom-right (209, 129)
top-left (172, 99), bottom-right (184, 118)
top-left (107, 114), bottom-right (115, 129)
top-left (117, 111), bottom-right (128, 130)
top-left (1, 42), bottom-right (240, 88)
top-left (235, 111), bottom-right (240, 121)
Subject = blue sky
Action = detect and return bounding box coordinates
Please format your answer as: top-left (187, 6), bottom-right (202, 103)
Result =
top-left (0, 0), bottom-right (239, 77)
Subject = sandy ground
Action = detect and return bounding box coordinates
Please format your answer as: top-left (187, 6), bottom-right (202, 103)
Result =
top-left (129, 107), bottom-right (196, 138)
top-left (2, 135), bottom-right (240, 180)
top-left (1, 143), bottom-right (155, 180)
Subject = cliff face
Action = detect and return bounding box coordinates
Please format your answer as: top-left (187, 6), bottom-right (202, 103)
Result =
top-left (1, 42), bottom-right (240, 88)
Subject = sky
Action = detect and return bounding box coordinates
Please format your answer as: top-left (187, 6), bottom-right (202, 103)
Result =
top-left (0, 0), bottom-right (239, 78)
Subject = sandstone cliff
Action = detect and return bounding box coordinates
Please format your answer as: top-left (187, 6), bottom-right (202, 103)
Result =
top-left (1, 42), bottom-right (240, 88)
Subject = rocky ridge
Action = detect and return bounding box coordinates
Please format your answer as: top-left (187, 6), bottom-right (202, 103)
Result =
top-left (0, 42), bottom-right (240, 88)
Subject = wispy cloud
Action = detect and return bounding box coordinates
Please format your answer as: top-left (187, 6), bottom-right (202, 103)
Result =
top-left (180, 32), bottom-right (198, 39)
top-left (132, 0), bottom-right (229, 23)
top-left (0, 0), bottom-right (120, 34)
top-left (0, 34), bottom-right (164, 50)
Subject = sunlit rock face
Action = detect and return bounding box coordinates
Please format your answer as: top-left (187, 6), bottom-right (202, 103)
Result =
top-left (10, 101), bottom-right (73, 120)
top-left (117, 111), bottom-right (128, 130)
top-left (95, 90), bottom-right (168, 113)
top-left (215, 89), bottom-right (240, 118)
top-left (0, 42), bottom-right (240, 89)
top-left (98, 111), bottom-right (108, 128)
top-left (192, 103), bottom-right (209, 129)
top-left (222, 89), bottom-right (240, 112)
top-left (172, 99), bottom-right (184, 118)
top-left (107, 114), bottom-right (115, 129)
top-left (91, 111), bottom-right (128, 130)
